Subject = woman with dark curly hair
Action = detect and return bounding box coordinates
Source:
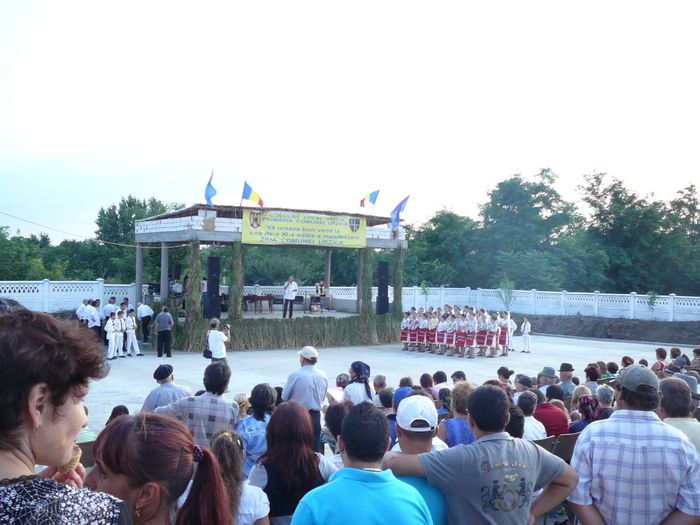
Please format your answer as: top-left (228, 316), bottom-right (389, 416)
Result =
top-left (248, 401), bottom-right (336, 524)
top-left (0, 310), bottom-right (131, 524)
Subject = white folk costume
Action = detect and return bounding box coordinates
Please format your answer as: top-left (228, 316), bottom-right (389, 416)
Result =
top-left (476, 316), bottom-right (488, 347)
top-left (508, 318), bottom-right (517, 350)
top-left (401, 317), bottom-right (411, 344)
top-left (436, 319), bottom-right (447, 346)
top-left (465, 318), bottom-right (477, 348)
top-left (486, 319), bottom-right (499, 348)
top-left (498, 317), bottom-right (510, 347)
top-left (418, 317), bottom-right (428, 345)
top-left (521, 321), bottom-right (532, 353)
top-left (427, 316), bottom-right (439, 345)
top-left (455, 319), bottom-right (467, 350)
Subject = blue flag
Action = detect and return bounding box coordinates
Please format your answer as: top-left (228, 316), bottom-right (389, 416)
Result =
top-left (205, 171), bottom-right (217, 207)
top-left (390, 195), bottom-right (409, 228)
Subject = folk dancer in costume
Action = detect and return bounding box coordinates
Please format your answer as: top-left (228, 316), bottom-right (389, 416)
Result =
top-left (476, 309), bottom-right (489, 357)
top-left (417, 313), bottom-right (429, 353)
top-left (498, 311), bottom-right (511, 357)
top-left (401, 312), bottom-right (411, 351)
top-left (445, 314), bottom-right (457, 356)
top-left (465, 312), bottom-right (477, 359)
top-left (114, 310), bottom-right (126, 358)
top-left (436, 314), bottom-right (448, 355)
top-left (427, 312), bottom-right (439, 353)
top-left (508, 314), bottom-right (517, 352)
top-left (486, 313), bottom-right (500, 358)
top-left (105, 311), bottom-right (119, 360)
top-left (520, 316), bottom-right (532, 353)
top-left (408, 312), bottom-right (420, 351)
top-left (125, 308), bottom-right (144, 357)
top-left (455, 313), bottom-right (468, 357)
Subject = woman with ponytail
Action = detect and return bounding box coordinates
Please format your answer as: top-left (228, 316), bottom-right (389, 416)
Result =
top-left (248, 401), bottom-right (336, 525)
top-left (341, 361), bottom-right (373, 405)
top-left (85, 413), bottom-right (231, 525)
top-left (211, 430), bottom-right (270, 525)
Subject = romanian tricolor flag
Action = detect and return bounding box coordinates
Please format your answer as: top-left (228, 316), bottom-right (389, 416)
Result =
top-left (242, 182), bottom-right (264, 207)
top-left (360, 190), bottom-right (379, 207)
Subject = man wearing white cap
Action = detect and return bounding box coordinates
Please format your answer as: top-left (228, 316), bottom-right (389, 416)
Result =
top-left (394, 394), bottom-right (449, 525)
top-left (282, 346), bottom-right (328, 451)
top-left (569, 364), bottom-right (700, 525)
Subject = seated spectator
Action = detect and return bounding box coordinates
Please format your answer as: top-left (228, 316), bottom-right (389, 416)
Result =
top-left (85, 413), bottom-right (230, 525)
top-left (583, 366), bottom-right (599, 394)
top-left (531, 387), bottom-right (569, 437)
top-left (248, 401), bottom-right (337, 524)
top-left (569, 385), bottom-right (592, 422)
top-left (323, 402), bottom-right (351, 469)
top-left (513, 374), bottom-right (533, 402)
top-left (436, 382), bottom-right (476, 447)
top-left (433, 371), bottom-right (451, 393)
top-left (389, 386), bottom-right (413, 449)
top-left (621, 355), bottom-right (634, 368)
top-left (550, 400), bottom-right (571, 423)
top-left (671, 347), bottom-right (692, 368)
top-left (419, 373), bottom-right (437, 399)
top-left (518, 391), bottom-right (547, 439)
top-left (327, 373), bottom-right (350, 403)
top-left (639, 358), bottom-right (649, 367)
top-left (399, 376), bottom-right (414, 388)
top-left (210, 430), bottom-right (271, 525)
top-left (569, 395), bottom-right (606, 433)
top-left (238, 383), bottom-right (277, 476)
top-left (372, 374), bottom-right (387, 407)
top-left (545, 384), bottom-right (565, 403)
top-left (274, 387), bottom-right (284, 407)
top-left (0, 310), bottom-right (129, 525)
top-left (505, 405), bottom-right (525, 438)
top-left (558, 363), bottom-right (576, 398)
top-left (497, 366), bottom-right (515, 397)
top-left (606, 361), bottom-right (619, 377)
top-left (377, 386), bottom-right (395, 417)
top-left (393, 391), bottom-right (448, 452)
top-left (106, 405), bottom-right (129, 426)
top-left (235, 393), bottom-right (252, 418)
top-left (539, 366), bottom-right (558, 393)
top-left (450, 370), bottom-right (466, 384)
top-left (690, 348), bottom-right (700, 368)
top-left (597, 384), bottom-right (615, 417)
top-left (651, 347), bottom-right (668, 373)
top-left (596, 360), bottom-right (611, 379)
top-left (659, 377), bottom-right (700, 453)
top-left (437, 388), bottom-right (451, 418)
top-left (291, 403), bottom-right (432, 525)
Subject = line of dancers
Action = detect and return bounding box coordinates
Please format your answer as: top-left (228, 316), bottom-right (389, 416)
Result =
top-left (400, 305), bottom-right (532, 357)
top-left (104, 308), bottom-right (143, 360)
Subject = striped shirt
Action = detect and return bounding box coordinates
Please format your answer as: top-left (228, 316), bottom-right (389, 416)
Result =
top-left (569, 409), bottom-right (700, 525)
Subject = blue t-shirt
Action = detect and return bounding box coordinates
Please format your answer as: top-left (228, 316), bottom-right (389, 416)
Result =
top-left (291, 468), bottom-right (433, 525)
top-left (397, 476), bottom-right (448, 525)
top-left (443, 418), bottom-right (476, 447)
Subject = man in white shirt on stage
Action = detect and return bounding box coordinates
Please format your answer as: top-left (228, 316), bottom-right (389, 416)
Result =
top-left (282, 275), bottom-right (299, 319)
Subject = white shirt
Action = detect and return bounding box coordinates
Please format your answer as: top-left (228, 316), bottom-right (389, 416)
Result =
top-left (101, 303), bottom-right (116, 319)
top-left (281, 364), bottom-right (328, 411)
top-left (523, 416), bottom-right (547, 440)
top-left (521, 322), bottom-right (531, 335)
top-left (391, 436), bottom-right (449, 452)
top-left (125, 316), bottom-right (137, 333)
top-left (342, 382), bottom-right (373, 405)
top-left (85, 305), bottom-right (100, 328)
top-left (283, 280), bottom-right (298, 300)
top-left (137, 303), bottom-right (154, 319)
top-left (208, 329), bottom-right (228, 359)
top-left (201, 280), bottom-right (208, 293)
top-left (75, 303), bottom-right (86, 320)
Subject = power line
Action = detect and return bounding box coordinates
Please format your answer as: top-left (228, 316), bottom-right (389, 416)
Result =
top-left (0, 210), bottom-right (189, 249)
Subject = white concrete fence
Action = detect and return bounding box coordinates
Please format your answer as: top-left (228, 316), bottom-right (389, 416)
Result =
top-left (1, 280), bottom-right (698, 321)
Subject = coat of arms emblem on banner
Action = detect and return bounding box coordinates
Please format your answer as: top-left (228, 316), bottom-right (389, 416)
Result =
top-left (249, 212), bottom-right (262, 229)
top-left (349, 218), bottom-right (361, 232)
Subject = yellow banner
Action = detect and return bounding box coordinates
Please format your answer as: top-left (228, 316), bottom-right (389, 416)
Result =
top-left (242, 210), bottom-right (366, 248)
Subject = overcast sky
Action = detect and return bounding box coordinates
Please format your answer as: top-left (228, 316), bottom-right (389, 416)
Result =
top-left (1, 1), bottom-right (698, 243)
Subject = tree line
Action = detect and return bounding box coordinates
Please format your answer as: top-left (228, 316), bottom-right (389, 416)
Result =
top-left (1, 170), bottom-right (698, 296)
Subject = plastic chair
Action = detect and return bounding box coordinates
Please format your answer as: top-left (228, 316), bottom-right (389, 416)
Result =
top-left (552, 432), bottom-right (581, 463)
top-left (531, 435), bottom-right (556, 452)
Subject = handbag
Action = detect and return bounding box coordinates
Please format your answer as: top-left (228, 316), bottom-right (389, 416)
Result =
top-left (203, 332), bottom-right (213, 359)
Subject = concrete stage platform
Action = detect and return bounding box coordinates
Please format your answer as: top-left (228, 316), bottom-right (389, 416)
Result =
top-left (84, 334), bottom-right (684, 436)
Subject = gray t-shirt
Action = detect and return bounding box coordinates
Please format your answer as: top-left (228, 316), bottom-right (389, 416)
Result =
top-left (155, 312), bottom-right (174, 332)
top-left (419, 432), bottom-right (565, 525)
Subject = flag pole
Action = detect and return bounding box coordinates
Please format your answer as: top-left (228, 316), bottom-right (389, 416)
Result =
top-left (240, 181), bottom-right (244, 208)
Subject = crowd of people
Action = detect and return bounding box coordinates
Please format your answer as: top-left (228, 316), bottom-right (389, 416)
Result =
top-left (401, 305), bottom-right (531, 358)
top-left (2, 301), bottom-right (700, 525)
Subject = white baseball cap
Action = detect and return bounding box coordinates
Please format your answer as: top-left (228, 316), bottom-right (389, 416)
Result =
top-left (396, 395), bottom-right (438, 432)
top-left (298, 346), bottom-right (319, 359)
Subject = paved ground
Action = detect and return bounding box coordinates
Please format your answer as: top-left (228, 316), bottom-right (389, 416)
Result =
top-left (84, 334), bottom-right (678, 435)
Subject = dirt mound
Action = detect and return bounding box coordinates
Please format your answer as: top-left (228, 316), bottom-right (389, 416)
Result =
top-left (525, 315), bottom-right (700, 347)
